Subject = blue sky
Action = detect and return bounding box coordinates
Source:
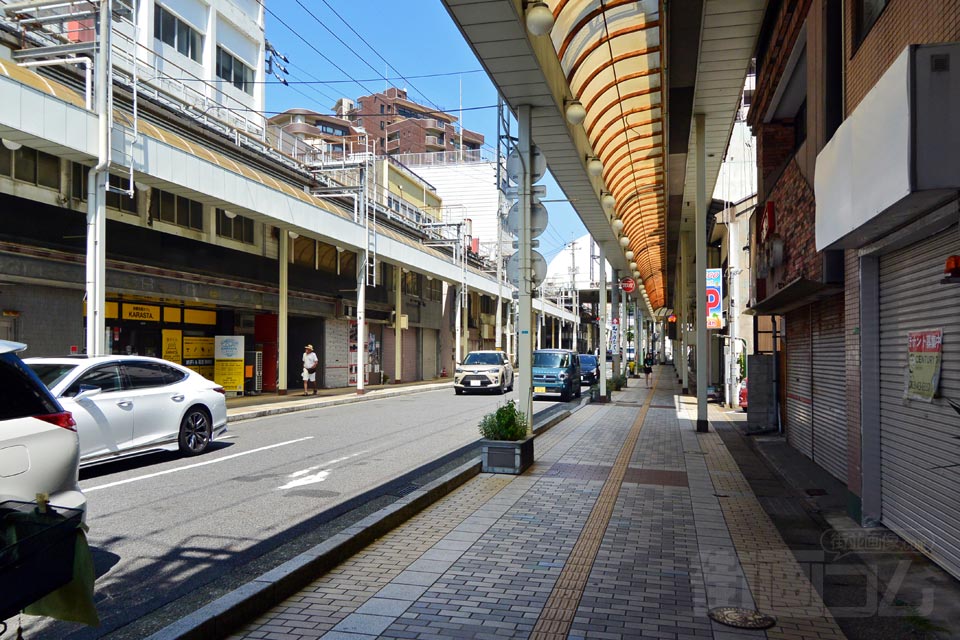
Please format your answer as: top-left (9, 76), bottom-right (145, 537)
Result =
top-left (262, 1), bottom-right (588, 264)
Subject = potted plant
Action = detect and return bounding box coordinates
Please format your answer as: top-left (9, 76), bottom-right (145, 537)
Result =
top-left (478, 400), bottom-right (533, 474)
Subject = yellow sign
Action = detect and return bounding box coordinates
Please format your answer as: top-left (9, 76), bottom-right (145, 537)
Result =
top-left (183, 336), bottom-right (215, 379)
top-left (184, 309), bottom-right (217, 325)
top-left (123, 303), bottom-right (160, 322)
top-left (162, 329), bottom-right (182, 364)
top-left (214, 336), bottom-right (245, 393)
top-left (164, 307), bottom-right (182, 323)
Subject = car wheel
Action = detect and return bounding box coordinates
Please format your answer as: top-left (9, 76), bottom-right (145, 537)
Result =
top-left (499, 379), bottom-right (507, 395)
top-left (560, 387), bottom-right (570, 402)
top-left (455, 387), bottom-right (464, 395)
top-left (179, 407), bottom-right (212, 456)
top-left (576, 384), bottom-right (582, 399)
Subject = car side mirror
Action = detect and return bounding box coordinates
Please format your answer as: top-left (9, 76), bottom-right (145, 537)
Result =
top-left (74, 384), bottom-right (102, 401)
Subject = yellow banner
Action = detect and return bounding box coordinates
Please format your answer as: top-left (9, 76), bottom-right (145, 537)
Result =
top-left (123, 303), bottom-right (160, 322)
top-left (184, 309), bottom-right (217, 325)
top-left (183, 336), bottom-right (215, 379)
top-left (215, 359), bottom-right (244, 392)
top-left (162, 329), bottom-right (182, 364)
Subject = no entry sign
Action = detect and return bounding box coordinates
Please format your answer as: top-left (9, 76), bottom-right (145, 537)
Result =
top-left (620, 277), bottom-right (636, 293)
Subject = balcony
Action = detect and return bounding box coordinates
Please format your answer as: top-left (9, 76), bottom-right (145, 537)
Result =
top-left (424, 135), bottom-right (445, 150)
top-left (422, 118), bottom-right (443, 132)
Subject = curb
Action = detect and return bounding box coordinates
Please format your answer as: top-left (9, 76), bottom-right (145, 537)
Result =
top-left (227, 382), bottom-right (453, 423)
top-left (145, 458), bottom-right (481, 640)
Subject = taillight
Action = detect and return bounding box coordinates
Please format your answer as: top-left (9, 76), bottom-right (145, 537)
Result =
top-left (213, 387), bottom-right (226, 395)
top-left (36, 411), bottom-right (77, 431)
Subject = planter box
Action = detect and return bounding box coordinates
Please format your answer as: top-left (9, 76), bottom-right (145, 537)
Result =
top-left (1, 500), bottom-right (83, 620)
top-left (481, 436), bottom-right (534, 474)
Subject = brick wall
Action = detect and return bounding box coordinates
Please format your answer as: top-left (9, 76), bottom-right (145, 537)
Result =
top-left (323, 318), bottom-right (351, 388)
top-left (757, 123), bottom-right (796, 198)
top-left (846, 0), bottom-right (960, 113)
top-left (844, 248), bottom-right (861, 496)
top-left (748, 0), bottom-right (813, 129)
top-left (761, 159), bottom-right (819, 297)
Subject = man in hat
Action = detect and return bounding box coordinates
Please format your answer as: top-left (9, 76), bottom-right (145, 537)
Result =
top-left (302, 344), bottom-right (318, 395)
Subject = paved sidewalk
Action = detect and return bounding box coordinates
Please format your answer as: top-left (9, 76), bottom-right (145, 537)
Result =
top-left (221, 370), bottom-right (846, 640)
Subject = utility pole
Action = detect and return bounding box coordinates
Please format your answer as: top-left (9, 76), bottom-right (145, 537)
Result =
top-left (569, 241), bottom-right (577, 350)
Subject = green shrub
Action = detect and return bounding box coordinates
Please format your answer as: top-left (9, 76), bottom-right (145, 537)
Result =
top-left (478, 400), bottom-right (528, 441)
top-left (606, 377), bottom-right (621, 391)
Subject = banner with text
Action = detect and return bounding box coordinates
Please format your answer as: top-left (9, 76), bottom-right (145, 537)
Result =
top-left (706, 269), bottom-right (724, 329)
top-left (905, 328), bottom-right (943, 403)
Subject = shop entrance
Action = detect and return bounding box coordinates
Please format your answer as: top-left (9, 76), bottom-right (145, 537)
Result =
top-left (108, 322), bottom-right (162, 357)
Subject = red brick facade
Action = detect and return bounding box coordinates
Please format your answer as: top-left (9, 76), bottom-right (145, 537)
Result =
top-left (760, 159), bottom-right (819, 295)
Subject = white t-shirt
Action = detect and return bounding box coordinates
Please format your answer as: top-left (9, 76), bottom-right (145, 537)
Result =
top-left (303, 351), bottom-right (318, 371)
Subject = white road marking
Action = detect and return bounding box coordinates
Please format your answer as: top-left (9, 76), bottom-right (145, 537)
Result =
top-left (84, 437), bottom-right (315, 492)
top-left (278, 451), bottom-right (366, 490)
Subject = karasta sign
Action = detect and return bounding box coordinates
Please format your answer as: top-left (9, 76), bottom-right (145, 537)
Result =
top-left (905, 329), bottom-right (943, 403)
top-left (705, 269), bottom-right (724, 329)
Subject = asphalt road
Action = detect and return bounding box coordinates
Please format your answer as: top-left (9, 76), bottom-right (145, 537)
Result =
top-left (14, 386), bottom-right (575, 640)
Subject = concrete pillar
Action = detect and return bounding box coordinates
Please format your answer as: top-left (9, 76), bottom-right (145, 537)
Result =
top-left (278, 231), bottom-right (289, 394)
top-left (599, 244), bottom-right (607, 399)
top-left (611, 269), bottom-right (621, 377)
top-left (680, 232), bottom-right (690, 393)
top-left (394, 266), bottom-right (402, 382)
top-left (695, 113), bottom-right (708, 432)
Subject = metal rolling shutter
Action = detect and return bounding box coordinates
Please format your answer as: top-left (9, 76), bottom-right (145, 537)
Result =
top-left (879, 225), bottom-right (960, 579)
top-left (786, 310), bottom-right (813, 459)
top-left (422, 329), bottom-right (438, 379)
top-left (402, 328), bottom-right (419, 382)
top-left (812, 296), bottom-right (847, 481)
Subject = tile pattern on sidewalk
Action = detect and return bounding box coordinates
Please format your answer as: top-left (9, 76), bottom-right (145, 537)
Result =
top-left (226, 373), bottom-right (849, 640)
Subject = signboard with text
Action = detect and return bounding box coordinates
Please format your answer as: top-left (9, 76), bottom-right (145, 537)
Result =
top-left (905, 329), bottom-right (943, 403)
top-left (183, 336), bottom-right (214, 379)
top-left (706, 269), bottom-right (724, 329)
top-left (214, 335), bottom-right (245, 393)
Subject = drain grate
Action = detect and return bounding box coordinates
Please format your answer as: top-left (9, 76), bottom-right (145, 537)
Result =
top-left (391, 483), bottom-right (420, 497)
top-left (708, 607), bottom-right (777, 630)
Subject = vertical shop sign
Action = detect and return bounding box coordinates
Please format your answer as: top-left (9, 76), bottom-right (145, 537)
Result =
top-left (905, 328), bottom-right (943, 403)
top-left (706, 268), bottom-right (724, 329)
top-left (162, 329), bottom-right (182, 364)
top-left (349, 320), bottom-right (368, 385)
top-left (215, 335), bottom-right (245, 393)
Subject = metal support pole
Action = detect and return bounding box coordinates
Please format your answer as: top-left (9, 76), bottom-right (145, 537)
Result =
top-left (454, 282), bottom-right (462, 366)
top-left (598, 244), bottom-right (608, 399)
top-left (695, 113), bottom-right (709, 432)
top-left (278, 233), bottom-right (289, 393)
top-left (517, 105), bottom-right (534, 430)
top-left (356, 256), bottom-right (366, 394)
top-left (680, 232), bottom-right (690, 393)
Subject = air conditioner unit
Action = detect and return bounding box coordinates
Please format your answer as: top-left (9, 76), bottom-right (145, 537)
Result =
top-left (388, 312), bottom-right (409, 329)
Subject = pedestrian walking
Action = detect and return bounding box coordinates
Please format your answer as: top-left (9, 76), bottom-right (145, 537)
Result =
top-left (643, 352), bottom-right (655, 388)
top-left (302, 344), bottom-right (318, 395)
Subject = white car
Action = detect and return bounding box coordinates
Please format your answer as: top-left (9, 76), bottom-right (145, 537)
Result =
top-left (26, 356), bottom-right (228, 468)
top-left (0, 341), bottom-right (86, 516)
top-left (454, 350), bottom-right (514, 395)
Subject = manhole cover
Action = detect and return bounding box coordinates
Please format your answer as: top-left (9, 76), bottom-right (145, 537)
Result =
top-left (708, 607), bottom-right (777, 630)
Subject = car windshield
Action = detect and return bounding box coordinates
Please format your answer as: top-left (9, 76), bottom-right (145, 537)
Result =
top-left (534, 352), bottom-right (566, 367)
top-left (27, 363), bottom-right (79, 389)
top-left (463, 353), bottom-right (501, 366)
top-left (579, 355), bottom-right (597, 368)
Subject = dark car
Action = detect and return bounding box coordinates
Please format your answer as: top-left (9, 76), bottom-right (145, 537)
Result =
top-left (532, 349), bottom-right (581, 402)
top-left (578, 353), bottom-right (600, 385)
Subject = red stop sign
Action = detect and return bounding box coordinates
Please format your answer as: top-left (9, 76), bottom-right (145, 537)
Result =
top-left (620, 277), bottom-right (636, 293)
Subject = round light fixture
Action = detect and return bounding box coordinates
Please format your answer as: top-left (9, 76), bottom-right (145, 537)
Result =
top-left (565, 100), bottom-right (586, 125)
top-left (625, 250), bottom-right (635, 261)
top-left (601, 193), bottom-right (615, 211)
top-left (619, 236), bottom-right (630, 248)
top-left (586, 156), bottom-right (603, 177)
top-left (2, 139), bottom-right (22, 151)
top-left (634, 270), bottom-right (641, 279)
top-left (525, 1), bottom-right (554, 36)
top-left (224, 210), bottom-right (237, 219)
top-left (612, 218), bottom-right (624, 233)
top-left (288, 230), bottom-right (299, 239)
top-left (629, 261), bottom-right (637, 271)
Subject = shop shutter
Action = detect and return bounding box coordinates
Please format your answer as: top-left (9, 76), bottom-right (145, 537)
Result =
top-left (422, 329), bottom-right (438, 379)
top-left (402, 328), bottom-right (419, 382)
top-left (785, 310), bottom-right (813, 459)
top-left (811, 296), bottom-right (847, 481)
top-left (879, 225), bottom-right (960, 579)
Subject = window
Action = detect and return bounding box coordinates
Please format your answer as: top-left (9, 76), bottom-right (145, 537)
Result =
top-left (856, 0), bottom-right (888, 45)
top-left (154, 4), bottom-right (202, 63)
top-left (0, 358), bottom-right (60, 420)
top-left (380, 105), bottom-right (385, 114)
top-left (27, 363), bottom-right (78, 389)
top-left (315, 123), bottom-right (347, 136)
top-left (64, 364), bottom-right (123, 397)
top-left (216, 209), bottom-right (255, 243)
top-left (151, 188), bottom-right (203, 231)
top-left (70, 165), bottom-right (137, 213)
top-left (426, 278), bottom-right (442, 302)
top-left (379, 121), bottom-right (385, 131)
top-left (2, 146), bottom-right (60, 190)
top-left (123, 362), bottom-right (173, 389)
top-left (216, 46), bottom-right (254, 95)
top-left (403, 271), bottom-right (420, 296)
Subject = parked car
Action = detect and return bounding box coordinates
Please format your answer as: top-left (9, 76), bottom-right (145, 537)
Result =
top-left (26, 355), bottom-right (228, 467)
top-left (739, 377), bottom-right (748, 411)
top-left (578, 353), bottom-right (600, 386)
top-left (0, 341), bottom-right (86, 517)
top-left (454, 350), bottom-right (514, 395)
top-left (533, 349), bottom-right (581, 402)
